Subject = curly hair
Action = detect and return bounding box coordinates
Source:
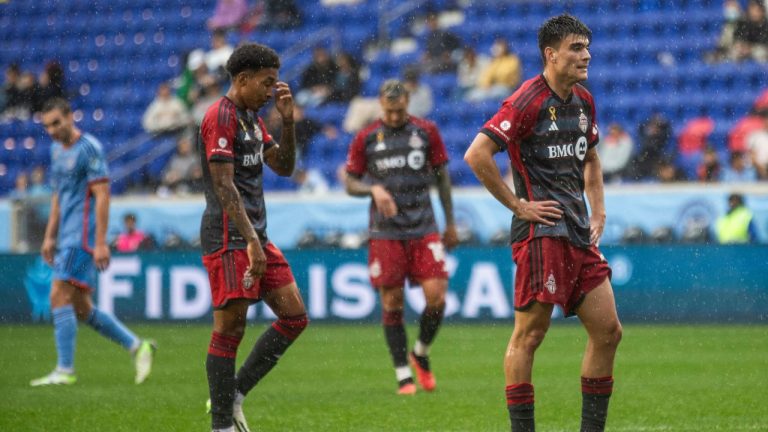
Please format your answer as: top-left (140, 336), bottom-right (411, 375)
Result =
top-left (225, 43), bottom-right (280, 78)
top-left (537, 14), bottom-right (592, 65)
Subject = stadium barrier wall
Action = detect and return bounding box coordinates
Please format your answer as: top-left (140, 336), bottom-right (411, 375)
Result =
top-left (2, 184), bottom-right (768, 252)
top-left (1, 245), bottom-right (766, 324)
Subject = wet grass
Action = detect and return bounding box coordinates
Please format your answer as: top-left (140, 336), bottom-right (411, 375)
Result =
top-left (0, 323), bottom-right (766, 431)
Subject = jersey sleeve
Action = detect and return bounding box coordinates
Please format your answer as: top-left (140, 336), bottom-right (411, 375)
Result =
top-left (587, 100), bottom-right (600, 149)
top-left (201, 102), bottom-right (236, 163)
top-left (84, 142), bottom-right (109, 183)
top-left (257, 117), bottom-right (276, 152)
top-left (427, 122), bottom-right (449, 167)
top-left (345, 131), bottom-right (367, 177)
top-left (480, 101), bottom-right (524, 152)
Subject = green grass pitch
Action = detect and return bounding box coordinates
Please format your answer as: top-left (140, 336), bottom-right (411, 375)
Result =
top-left (1, 323), bottom-right (766, 431)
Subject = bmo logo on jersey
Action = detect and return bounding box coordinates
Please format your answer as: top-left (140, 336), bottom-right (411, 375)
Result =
top-left (243, 152), bottom-right (264, 166)
top-left (547, 136), bottom-right (588, 161)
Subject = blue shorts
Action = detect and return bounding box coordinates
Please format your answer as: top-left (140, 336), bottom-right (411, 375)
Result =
top-left (54, 247), bottom-right (96, 291)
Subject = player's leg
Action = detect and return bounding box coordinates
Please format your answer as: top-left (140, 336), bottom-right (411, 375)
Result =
top-left (575, 278), bottom-right (622, 432)
top-left (208, 299), bottom-right (249, 432)
top-left (235, 281), bottom-right (308, 398)
top-left (380, 285), bottom-right (415, 394)
top-left (410, 277), bottom-right (446, 391)
top-left (505, 302), bottom-right (553, 432)
top-left (30, 279), bottom-right (79, 386)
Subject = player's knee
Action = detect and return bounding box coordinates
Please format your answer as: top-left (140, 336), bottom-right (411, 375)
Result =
top-left (273, 314), bottom-right (309, 340)
top-left (74, 306), bottom-right (92, 321)
top-left (607, 321), bottom-right (623, 348)
top-left (49, 288), bottom-right (72, 308)
top-left (215, 322), bottom-right (246, 339)
top-left (512, 328), bottom-right (548, 353)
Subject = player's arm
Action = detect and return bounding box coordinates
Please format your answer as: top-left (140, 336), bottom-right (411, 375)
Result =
top-left (434, 165), bottom-right (458, 250)
top-left (344, 174), bottom-right (397, 218)
top-left (210, 162), bottom-right (266, 278)
top-left (264, 81), bottom-right (296, 177)
top-left (90, 181), bottom-right (111, 270)
top-left (584, 147), bottom-right (606, 245)
top-left (464, 133), bottom-right (561, 225)
top-left (344, 131), bottom-right (397, 217)
top-left (41, 192), bottom-right (60, 265)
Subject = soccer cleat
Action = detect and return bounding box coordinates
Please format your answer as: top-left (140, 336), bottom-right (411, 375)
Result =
top-left (232, 403), bottom-right (251, 432)
top-left (30, 370), bottom-right (77, 387)
top-left (206, 398), bottom-right (250, 432)
top-left (134, 339), bottom-right (157, 384)
top-left (397, 382), bottom-right (417, 395)
top-left (410, 352), bottom-right (436, 392)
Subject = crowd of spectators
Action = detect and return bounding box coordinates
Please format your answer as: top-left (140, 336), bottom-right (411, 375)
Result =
top-left (4, 1), bottom-right (768, 203)
top-left (2, 61), bottom-right (67, 122)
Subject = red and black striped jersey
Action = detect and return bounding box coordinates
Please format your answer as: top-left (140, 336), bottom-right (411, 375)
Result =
top-left (346, 116), bottom-right (448, 240)
top-left (198, 96), bottom-right (275, 255)
top-left (481, 74), bottom-right (600, 248)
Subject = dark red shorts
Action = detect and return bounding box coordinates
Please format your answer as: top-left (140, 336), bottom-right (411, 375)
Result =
top-left (512, 237), bottom-right (611, 316)
top-left (202, 243), bottom-right (295, 309)
top-left (368, 232), bottom-right (449, 288)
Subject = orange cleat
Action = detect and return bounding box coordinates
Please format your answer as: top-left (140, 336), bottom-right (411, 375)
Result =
top-left (397, 382), bottom-right (417, 395)
top-left (410, 352), bottom-right (436, 392)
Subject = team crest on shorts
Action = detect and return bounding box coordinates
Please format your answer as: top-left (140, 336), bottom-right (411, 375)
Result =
top-left (545, 272), bottom-right (557, 294)
top-left (370, 260), bottom-right (382, 278)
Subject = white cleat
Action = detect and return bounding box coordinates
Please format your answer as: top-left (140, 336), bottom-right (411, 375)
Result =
top-left (30, 369), bottom-right (77, 387)
top-left (134, 339), bottom-right (157, 384)
top-left (206, 398), bottom-right (250, 432)
top-left (233, 402), bottom-right (251, 432)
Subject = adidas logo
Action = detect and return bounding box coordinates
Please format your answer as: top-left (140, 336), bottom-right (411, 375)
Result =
top-left (548, 122), bottom-right (559, 131)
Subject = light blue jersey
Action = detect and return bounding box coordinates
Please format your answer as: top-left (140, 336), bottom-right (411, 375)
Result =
top-left (50, 133), bottom-right (109, 251)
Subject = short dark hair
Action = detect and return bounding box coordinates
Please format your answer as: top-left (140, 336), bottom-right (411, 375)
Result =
top-left (225, 43), bottom-right (280, 78)
top-left (537, 14), bottom-right (592, 65)
top-left (41, 97), bottom-right (72, 115)
top-left (379, 79), bottom-right (408, 100)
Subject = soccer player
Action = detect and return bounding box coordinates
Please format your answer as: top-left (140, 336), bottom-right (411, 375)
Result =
top-left (31, 98), bottom-right (156, 387)
top-left (199, 43), bottom-right (308, 432)
top-left (344, 79), bottom-right (458, 395)
top-left (464, 15), bottom-right (622, 432)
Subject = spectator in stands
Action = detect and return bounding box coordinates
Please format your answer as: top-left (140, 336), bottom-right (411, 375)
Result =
top-left (293, 164), bottom-right (330, 194)
top-left (159, 133), bottom-right (202, 195)
top-left (114, 213), bottom-right (149, 253)
top-left (207, 0), bottom-right (248, 31)
top-left (204, 29), bottom-right (234, 77)
top-left (697, 146), bottom-right (722, 182)
top-left (715, 193), bottom-right (757, 243)
top-left (343, 96), bottom-right (381, 133)
top-left (421, 12), bottom-right (462, 73)
top-left (598, 123), bottom-right (634, 183)
top-left (141, 82), bottom-right (192, 135)
top-left (296, 47), bottom-right (338, 108)
top-left (32, 61), bottom-right (66, 113)
top-left (722, 151), bottom-right (758, 182)
top-left (176, 49), bottom-right (208, 108)
top-left (657, 159), bottom-right (683, 183)
top-left (747, 108), bottom-right (768, 178)
top-left (403, 66), bottom-right (433, 118)
top-left (192, 75), bottom-right (222, 125)
top-left (1, 63), bottom-right (21, 116)
top-left (628, 113), bottom-right (673, 180)
top-left (328, 52), bottom-right (361, 104)
top-left (5, 70), bottom-right (36, 121)
top-left (264, 0), bottom-right (302, 30)
top-left (706, 0), bottom-right (743, 63)
top-left (8, 171), bottom-right (29, 200)
top-left (733, 0), bottom-right (768, 62)
top-left (28, 165), bottom-right (52, 198)
top-left (456, 46), bottom-right (489, 99)
top-left (466, 38), bottom-right (522, 102)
